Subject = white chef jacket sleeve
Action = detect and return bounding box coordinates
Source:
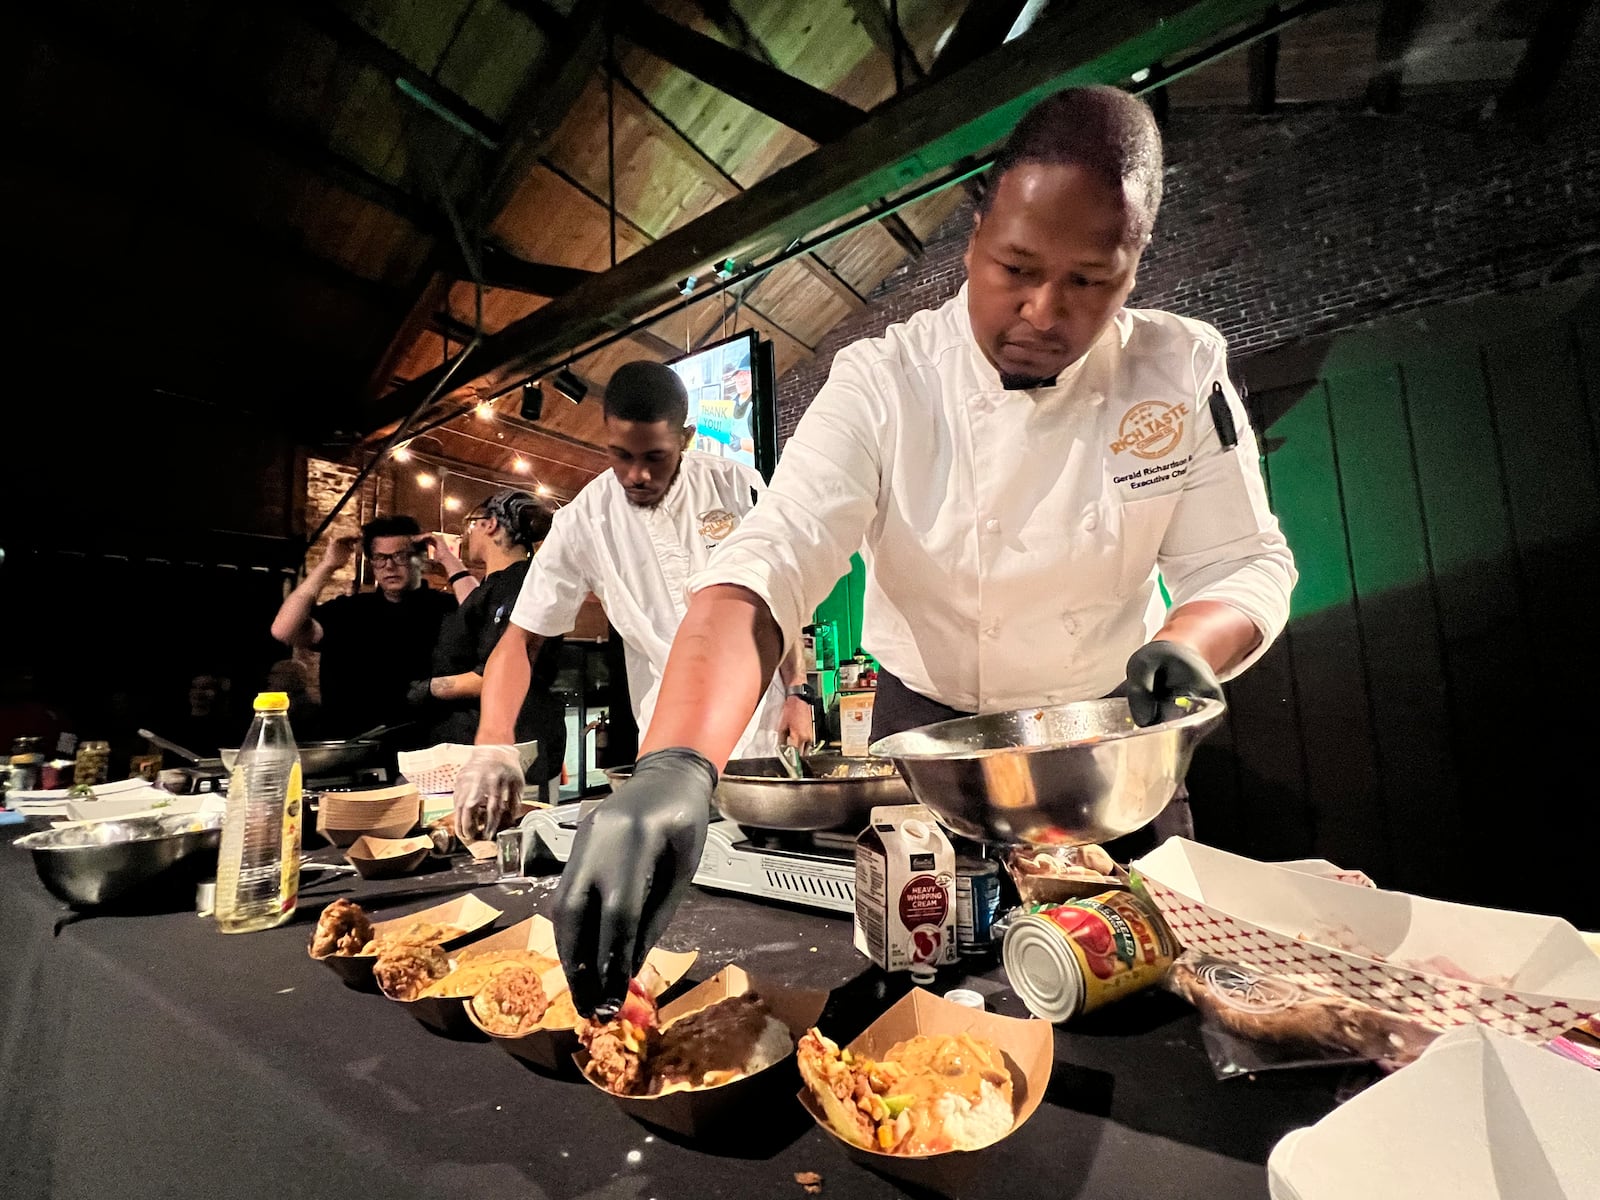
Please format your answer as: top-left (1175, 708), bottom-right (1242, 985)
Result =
top-left (1157, 333), bottom-right (1298, 680)
top-left (509, 506), bottom-right (592, 637)
top-left (689, 350), bottom-right (886, 651)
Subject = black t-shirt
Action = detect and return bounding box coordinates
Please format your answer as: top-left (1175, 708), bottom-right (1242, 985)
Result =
top-left (314, 586), bottom-right (457, 740)
top-left (428, 560), bottom-right (567, 783)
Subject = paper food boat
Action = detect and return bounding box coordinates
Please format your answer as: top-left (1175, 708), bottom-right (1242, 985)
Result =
top-left (312, 893), bottom-right (502, 991)
top-left (470, 916), bottom-right (698, 1070)
top-left (315, 782), bottom-right (421, 847)
top-left (1266, 1024), bottom-right (1600, 1199)
top-left (1133, 838), bottom-right (1600, 1043)
top-left (797, 988), bottom-right (1053, 1190)
top-left (344, 834), bottom-right (433, 880)
top-left (385, 915), bottom-right (553, 1036)
top-left (577, 964), bottom-right (828, 1138)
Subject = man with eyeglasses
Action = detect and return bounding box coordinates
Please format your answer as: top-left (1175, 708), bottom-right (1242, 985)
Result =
top-left (270, 515), bottom-right (463, 741)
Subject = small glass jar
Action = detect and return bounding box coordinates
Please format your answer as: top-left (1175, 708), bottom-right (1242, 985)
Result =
top-left (74, 740), bottom-right (112, 787)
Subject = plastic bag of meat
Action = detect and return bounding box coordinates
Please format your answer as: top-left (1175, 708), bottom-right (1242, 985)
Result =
top-left (1165, 951), bottom-right (1440, 1080)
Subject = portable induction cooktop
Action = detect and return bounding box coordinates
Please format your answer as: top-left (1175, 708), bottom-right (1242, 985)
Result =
top-left (523, 805), bottom-right (857, 915)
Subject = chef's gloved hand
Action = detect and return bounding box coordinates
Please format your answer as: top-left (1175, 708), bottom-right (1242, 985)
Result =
top-left (1124, 640), bottom-right (1224, 727)
top-left (553, 747), bottom-right (715, 1020)
top-left (452, 744), bottom-right (524, 842)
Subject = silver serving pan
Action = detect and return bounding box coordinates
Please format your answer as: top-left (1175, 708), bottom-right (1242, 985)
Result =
top-left (869, 697), bottom-right (1226, 846)
top-left (218, 739), bottom-right (384, 777)
top-left (13, 812), bottom-right (224, 908)
top-left (605, 752), bottom-right (913, 831)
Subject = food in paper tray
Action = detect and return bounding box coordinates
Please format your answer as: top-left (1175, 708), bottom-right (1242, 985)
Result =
top-left (307, 899), bottom-right (464, 959)
top-left (423, 950), bottom-right (559, 1000)
top-left (375, 945), bottom-right (453, 1000)
top-left (309, 897), bottom-right (373, 959)
top-left (580, 985), bottom-right (792, 1095)
top-left (798, 1028), bottom-right (1014, 1154)
top-left (468, 966), bottom-right (554, 1036)
top-left (1168, 953), bottom-right (1439, 1068)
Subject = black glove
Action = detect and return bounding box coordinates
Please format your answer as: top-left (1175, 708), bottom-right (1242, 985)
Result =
top-left (552, 747), bottom-right (716, 1020)
top-left (405, 679), bottom-right (434, 709)
top-left (1124, 641), bottom-right (1224, 727)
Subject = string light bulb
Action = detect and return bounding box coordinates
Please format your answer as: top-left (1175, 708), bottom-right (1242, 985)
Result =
top-left (392, 443), bottom-right (412, 462)
top-left (416, 471), bottom-right (435, 489)
top-left (536, 484), bottom-right (552, 498)
top-left (475, 400), bottom-right (495, 421)
top-left (444, 495), bottom-right (462, 511)
top-left (512, 455), bottom-right (530, 473)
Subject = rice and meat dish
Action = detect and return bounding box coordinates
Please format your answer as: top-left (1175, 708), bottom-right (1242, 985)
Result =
top-left (361, 921), bottom-right (466, 955)
top-left (309, 898), bottom-right (373, 959)
top-left (415, 950), bottom-right (558, 1000)
top-left (374, 945), bottom-right (453, 1001)
top-left (468, 966), bottom-right (553, 1037)
top-left (799, 1029), bottom-right (1015, 1155)
top-left (580, 988), bottom-right (793, 1096)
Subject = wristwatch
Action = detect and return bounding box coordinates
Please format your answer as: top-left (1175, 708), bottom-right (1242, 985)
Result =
top-left (786, 683), bottom-right (818, 704)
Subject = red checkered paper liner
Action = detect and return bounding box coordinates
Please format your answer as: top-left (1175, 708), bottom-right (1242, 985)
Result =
top-left (1135, 840), bottom-right (1600, 1046)
top-left (396, 741), bottom-right (539, 797)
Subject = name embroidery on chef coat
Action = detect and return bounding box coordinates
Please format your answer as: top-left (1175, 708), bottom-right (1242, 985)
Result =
top-left (1109, 400), bottom-right (1189, 459)
top-left (697, 508), bottom-right (739, 548)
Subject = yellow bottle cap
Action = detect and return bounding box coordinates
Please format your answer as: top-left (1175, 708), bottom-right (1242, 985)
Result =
top-left (254, 692), bottom-right (291, 712)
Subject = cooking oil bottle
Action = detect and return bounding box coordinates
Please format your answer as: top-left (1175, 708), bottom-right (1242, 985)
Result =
top-left (215, 692), bottom-right (302, 933)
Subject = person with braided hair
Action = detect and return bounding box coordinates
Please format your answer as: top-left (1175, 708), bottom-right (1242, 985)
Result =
top-left (412, 489), bottom-right (568, 796)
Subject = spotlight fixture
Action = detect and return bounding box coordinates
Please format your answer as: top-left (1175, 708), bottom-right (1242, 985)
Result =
top-left (416, 472), bottom-right (436, 489)
top-left (512, 455), bottom-right (531, 474)
top-left (552, 369), bottom-right (588, 405)
top-left (715, 257), bottom-right (736, 281)
top-left (679, 274), bottom-right (698, 297)
top-left (475, 400), bottom-right (495, 421)
top-left (392, 443), bottom-right (412, 462)
top-left (520, 379), bottom-right (544, 421)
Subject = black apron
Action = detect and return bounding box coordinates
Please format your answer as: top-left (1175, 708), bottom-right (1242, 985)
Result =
top-left (867, 666), bottom-right (1195, 853)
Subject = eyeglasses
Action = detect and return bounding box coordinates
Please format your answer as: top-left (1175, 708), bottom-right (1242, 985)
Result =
top-left (367, 551), bottom-right (417, 567)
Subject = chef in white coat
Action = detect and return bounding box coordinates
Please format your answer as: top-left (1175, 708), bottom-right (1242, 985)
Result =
top-left (451, 360), bottom-right (812, 840)
top-left (553, 86), bottom-right (1298, 1018)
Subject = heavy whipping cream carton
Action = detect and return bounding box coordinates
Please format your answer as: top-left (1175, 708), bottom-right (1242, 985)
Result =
top-left (854, 804), bottom-right (956, 973)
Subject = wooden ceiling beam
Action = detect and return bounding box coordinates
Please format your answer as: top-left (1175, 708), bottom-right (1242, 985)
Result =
top-left (688, 0), bottom-right (782, 68)
top-left (845, 0), bottom-right (927, 83)
top-left (1364, 0), bottom-right (1426, 114)
top-left (617, 3), bottom-right (868, 144)
top-left (1498, 0), bottom-right (1596, 119)
top-left (451, 243), bottom-right (597, 298)
top-left (370, 0), bottom-right (1289, 423)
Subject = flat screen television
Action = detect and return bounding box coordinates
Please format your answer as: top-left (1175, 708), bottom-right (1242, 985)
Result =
top-left (666, 329), bottom-right (778, 481)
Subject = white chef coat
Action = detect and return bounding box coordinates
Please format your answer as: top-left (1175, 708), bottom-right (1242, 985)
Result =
top-left (510, 453), bottom-right (788, 757)
top-left (691, 286), bottom-right (1297, 713)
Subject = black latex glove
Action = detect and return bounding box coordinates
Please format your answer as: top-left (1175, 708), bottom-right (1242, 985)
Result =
top-left (552, 747), bottom-right (716, 1020)
top-left (404, 679), bottom-right (434, 709)
top-left (1124, 641), bottom-right (1224, 727)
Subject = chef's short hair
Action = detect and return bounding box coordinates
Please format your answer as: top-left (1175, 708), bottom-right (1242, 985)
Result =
top-left (980, 86), bottom-right (1163, 244)
top-left (360, 514), bottom-right (421, 556)
top-left (603, 361), bottom-right (690, 429)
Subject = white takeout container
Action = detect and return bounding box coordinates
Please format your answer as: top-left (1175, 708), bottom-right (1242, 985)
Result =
top-left (1133, 838), bottom-right (1600, 1043)
top-left (1266, 1024), bottom-right (1600, 1199)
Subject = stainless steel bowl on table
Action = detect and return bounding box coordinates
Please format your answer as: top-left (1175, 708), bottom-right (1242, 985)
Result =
top-left (604, 751), bottom-right (912, 832)
top-left (13, 812), bottom-right (224, 908)
top-left (869, 696), bottom-right (1226, 846)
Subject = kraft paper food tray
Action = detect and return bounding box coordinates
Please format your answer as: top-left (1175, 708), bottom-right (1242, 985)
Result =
top-left (344, 835), bottom-right (433, 880)
top-left (797, 988), bottom-right (1054, 1190)
top-left (1132, 838), bottom-right (1600, 1043)
top-left (1265, 1024), bottom-right (1600, 1200)
top-left (470, 916), bottom-right (698, 1070)
top-left (312, 893), bottom-right (503, 991)
top-left (578, 964), bottom-right (828, 1138)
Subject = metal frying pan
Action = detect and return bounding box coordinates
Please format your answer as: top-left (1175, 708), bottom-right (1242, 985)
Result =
top-left (140, 726), bottom-right (393, 778)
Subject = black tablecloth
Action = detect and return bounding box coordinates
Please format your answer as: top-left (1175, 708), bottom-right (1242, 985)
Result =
top-left (1, 828), bottom-right (1349, 1199)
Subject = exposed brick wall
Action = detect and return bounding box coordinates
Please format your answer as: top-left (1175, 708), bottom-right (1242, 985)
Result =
top-left (777, 101), bottom-right (1600, 441)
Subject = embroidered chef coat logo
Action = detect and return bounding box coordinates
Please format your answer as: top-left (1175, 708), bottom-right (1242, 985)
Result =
top-left (1110, 401), bottom-right (1188, 460)
top-left (697, 508), bottom-right (739, 544)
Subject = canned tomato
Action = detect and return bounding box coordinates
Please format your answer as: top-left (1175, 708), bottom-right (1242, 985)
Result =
top-left (1002, 889), bottom-right (1176, 1022)
top-left (955, 856), bottom-right (1001, 956)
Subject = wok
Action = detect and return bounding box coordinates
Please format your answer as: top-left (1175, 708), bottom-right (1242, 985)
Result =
top-left (605, 752), bottom-right (912, 832)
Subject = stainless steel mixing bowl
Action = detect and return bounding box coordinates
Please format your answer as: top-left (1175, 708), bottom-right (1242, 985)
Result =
top-left (604, 752), bottom-right (913, 831)
top-left (13, 812), bottom-right (224, 908)
top-left (869, 696), bottom-right (1226, 846)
